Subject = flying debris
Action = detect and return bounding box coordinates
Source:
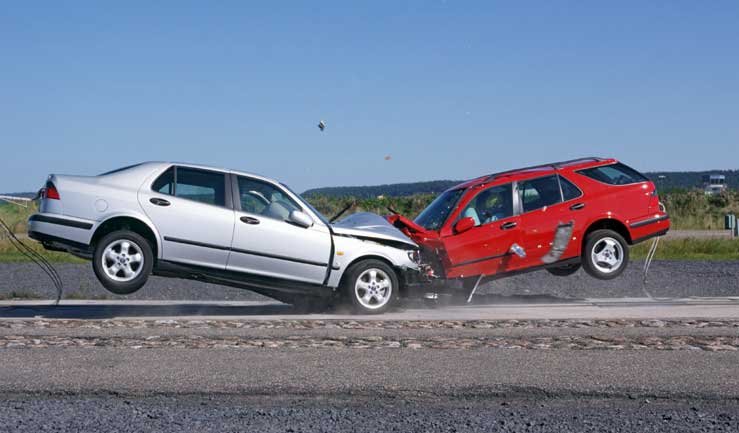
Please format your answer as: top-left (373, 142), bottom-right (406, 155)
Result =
top-left (384, 155), bottom-right (392, 161)
top-left (318, 120), bottom-right (326, 131)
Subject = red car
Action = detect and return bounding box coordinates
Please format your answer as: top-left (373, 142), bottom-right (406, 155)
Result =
top-left (388, 157), bottom-right (669, 295)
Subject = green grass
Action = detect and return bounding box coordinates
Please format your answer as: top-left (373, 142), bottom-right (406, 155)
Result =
top-left (0, 201), bottom-right (36, 233)
top-left (631, 238), bottom-right (739, 261)
top-left (0, 239), bottom-right (86, 263)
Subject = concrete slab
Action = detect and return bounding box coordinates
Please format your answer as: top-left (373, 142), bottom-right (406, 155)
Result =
top-left (1, 297), bottom-right (738, 321)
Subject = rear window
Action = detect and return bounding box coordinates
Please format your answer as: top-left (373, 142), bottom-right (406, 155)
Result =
top-left (577, 163), bottom-right (647, 185)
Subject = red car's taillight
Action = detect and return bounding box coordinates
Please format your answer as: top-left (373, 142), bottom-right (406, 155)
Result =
top-left (44, 182), bottom-right (60, 200)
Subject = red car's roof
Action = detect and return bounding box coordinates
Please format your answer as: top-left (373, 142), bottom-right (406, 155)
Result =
top-left (451, 157), bottom-right (618, 190)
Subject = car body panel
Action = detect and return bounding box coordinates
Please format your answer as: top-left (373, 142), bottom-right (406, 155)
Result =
top-left (326, 234), bottom-right (417, 288)
top-left (228, 210), bottom-right (332, 284)
top-left (390, 157), bottom-right (670, 281)
top-left (28, 161), bottom-right (420, 298)
top-left (332, 213), bottom-right (417, 248)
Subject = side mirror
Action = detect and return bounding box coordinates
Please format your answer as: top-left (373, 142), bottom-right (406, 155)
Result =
top-left (288, 210), bottom-right (313, 228)
top-left (454, 217), bottom-right (475, 234)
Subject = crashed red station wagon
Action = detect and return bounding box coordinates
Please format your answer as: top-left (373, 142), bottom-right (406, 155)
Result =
top-left (388, 157), bottom-right (670, 296)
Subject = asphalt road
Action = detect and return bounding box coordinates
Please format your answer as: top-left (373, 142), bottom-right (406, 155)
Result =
top-left (2, 258), bottom-right (739, 432)
top-left (1, 312), bottom-right (739, 432)
top-left (2, 394), bottom-right (738, 433)
top-left (1, 345), bottom-right (739, 432)
top-left (2, 259), bottom-right (739, 301)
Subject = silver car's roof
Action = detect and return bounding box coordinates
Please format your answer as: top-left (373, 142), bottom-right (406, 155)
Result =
top-left (112, 161), bottom-right (282, 186)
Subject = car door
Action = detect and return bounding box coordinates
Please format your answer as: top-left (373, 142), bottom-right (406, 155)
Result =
top-left (516, 174), bottom-right (584, 267)
top-left (226, 174), bottom-right (331, 284)
top-left (139, 165), bottom-right (235, 269)
top-left (440, 183), bottom-right (524, 279)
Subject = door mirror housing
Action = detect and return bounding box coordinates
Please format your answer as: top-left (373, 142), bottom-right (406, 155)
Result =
top-left (288, 210), bottom-right (313, 228)
top-left (454, 217), bottom-right (476, 234)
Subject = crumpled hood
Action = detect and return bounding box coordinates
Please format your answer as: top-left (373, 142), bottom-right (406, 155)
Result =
top-left (331, 212), bottom-right (417, 248)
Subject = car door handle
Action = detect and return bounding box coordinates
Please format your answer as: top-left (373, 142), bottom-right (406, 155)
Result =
top-left (569, 203), bottom-right (586, 211)
top-left (149, 197), bottom-right (170, 207)
top-left (240, 216), bottom-right (260, 225)
top-left (500, 221), bottom-right (517, 230)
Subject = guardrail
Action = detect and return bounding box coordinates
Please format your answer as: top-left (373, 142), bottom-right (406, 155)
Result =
top-left (0, 195), bottom-right (33, 208)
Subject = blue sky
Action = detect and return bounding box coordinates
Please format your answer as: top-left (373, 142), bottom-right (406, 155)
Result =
top-left (2, 1), bottom-right (738, 193)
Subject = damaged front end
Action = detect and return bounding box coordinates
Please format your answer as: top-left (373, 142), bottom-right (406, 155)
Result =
top-left (386, 213), bottom-right (579, 302)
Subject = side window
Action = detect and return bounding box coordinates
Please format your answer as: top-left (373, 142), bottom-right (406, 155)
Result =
top-left (175, 167), bottom-right (226, 206)
top-left (559, 175), bottom-right (583, 201)
top-left (152, 167), bottom-right (174, 195)
top-left (577, 163), bottom-right (647, 185)
top-left (237, 176), bottom-right (301, 221)
top-left (459, 184), bottom-right (513, 226)
top-left (519, 175), bottom-right (562, 213)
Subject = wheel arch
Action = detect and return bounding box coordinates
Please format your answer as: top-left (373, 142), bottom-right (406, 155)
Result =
top-left (91, 215), bottom-right (161, 258)
top-left (582, 218), bottom-right (632, 249)
top-left (336, 254), bottom-right (402, 290)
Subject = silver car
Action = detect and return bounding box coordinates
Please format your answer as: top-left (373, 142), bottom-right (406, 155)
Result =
top-left (28, 162), bottom-right (420, 313)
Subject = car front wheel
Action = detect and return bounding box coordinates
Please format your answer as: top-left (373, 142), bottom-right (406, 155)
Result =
top-left (93, 230), bottom-right (153, 295)
top-left (343, 259), bottom-right (399, 314)
top-left (582, 229), bottom-right (629, 280)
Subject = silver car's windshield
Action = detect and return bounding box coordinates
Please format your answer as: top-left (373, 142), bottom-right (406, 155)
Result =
top-left (281, 183), bottom-right (331, 226)
top-left (414, 188), bottom-right (465, 231)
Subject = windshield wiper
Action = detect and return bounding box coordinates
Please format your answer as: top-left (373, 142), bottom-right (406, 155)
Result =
top-left (329, 201), bottom-right (356, 223)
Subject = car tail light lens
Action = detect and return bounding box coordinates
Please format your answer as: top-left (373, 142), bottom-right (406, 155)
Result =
top-left (44, 181), bottom-right (60, 200)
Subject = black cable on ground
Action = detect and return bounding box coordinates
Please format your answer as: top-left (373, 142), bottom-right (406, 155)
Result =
top-left (0, 218), bottom-right (62, 290)
top-left (641, 236), bottom-right (661, 300)
top-left (0, 217), bottom-right (63, 305)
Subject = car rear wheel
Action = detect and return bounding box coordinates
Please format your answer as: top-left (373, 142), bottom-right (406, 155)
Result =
top-left (582, 229), bottom-right (629, 280)
top-left (343, 259), bottom-right (399, 314)
top-left (93, 230), bottom-right (153, 295)
top-left (546, 263), bottom-right (581, 277)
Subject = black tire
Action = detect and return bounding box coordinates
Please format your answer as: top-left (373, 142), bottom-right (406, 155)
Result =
top-left (342, 259), bottom-right (399, 314)
top-left (92, 230), bottom-right (153, 295)
top-left (581, 229), bottom-right (629, 280)
top-left (546, 263), bottom-right (581, 277)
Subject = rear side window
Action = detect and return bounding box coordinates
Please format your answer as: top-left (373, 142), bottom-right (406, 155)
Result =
top-left (152, 167), bottom-right (174, 195)
top-left (519, 175), bottom-right (562, 213)
top-left (559, 175), bottom-right (583, 201)
top-left (176, 168), bottom-right (226, 206)
top-left (151, 166), bottom-right (226, 207)
top-left (577, 163), bottom-right (647, 185)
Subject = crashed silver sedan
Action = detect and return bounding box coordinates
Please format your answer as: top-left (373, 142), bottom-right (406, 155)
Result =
top-left (27, 162), bottom-right (420, 313)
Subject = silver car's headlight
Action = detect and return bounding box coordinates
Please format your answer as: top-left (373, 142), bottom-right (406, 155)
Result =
top-left (407, 250), bottom-right (421, 264)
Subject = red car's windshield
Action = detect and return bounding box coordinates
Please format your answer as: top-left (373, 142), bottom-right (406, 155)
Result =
top-left (414, 188), bottom-right (465, 231)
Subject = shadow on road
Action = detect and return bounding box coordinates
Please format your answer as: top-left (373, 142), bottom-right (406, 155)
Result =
top-left (0, 293), bottom-right (582, 319)
top-left (0, 303), bottom-right (297, 319)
